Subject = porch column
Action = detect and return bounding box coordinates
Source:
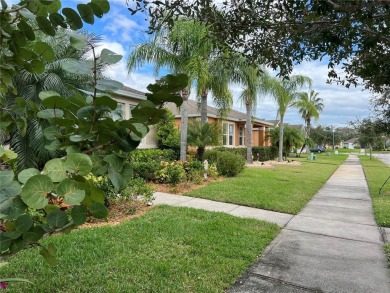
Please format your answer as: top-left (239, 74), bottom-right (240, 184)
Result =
top-left (259, 126), bottom-right (266, 146)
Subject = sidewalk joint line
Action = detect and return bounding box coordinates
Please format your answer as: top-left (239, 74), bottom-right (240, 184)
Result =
top-left (284, 228), bottom-right (382, 245)
top-left (295, 214), bottom-right (377, 227)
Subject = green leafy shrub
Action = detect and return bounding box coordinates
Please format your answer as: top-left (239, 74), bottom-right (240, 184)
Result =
top-left (85, 174), bottom-right (117, 198)
top-left (204, 150), bottom-right (245, 177)
top-left (122, 178), bottom-right (154, 203)
top-left (203, 150), bottom-right (220, 164)
top-left (155, 109), bottom-right (180, 150)
top-left (158, 161), bottom-right (186, 185)
top-left (187, 169), bottom-right (204, 184)
top-left (130, 149), bottom-right (178, 162)
top-left (186, 160), bottom-right (204, 171)
top-left (216, 152), bottom-right (245, 177)
top-left (132, 161), bottom-right (161, 181)
top-left (208, 146), bottom-right (277, 162)
top-left (213, 147), bottom-right (247, 158)
top-left (207, 163), bottom-right (219, 178)
top-left (252, 146), bottom-right (278, 161)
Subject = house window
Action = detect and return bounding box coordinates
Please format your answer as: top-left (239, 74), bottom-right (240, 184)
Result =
top-left (223, 122), bottom-right (234, 146)
top-left (239, 126), bottom-right (245, 146)
top-left (129, 104), bottom-right (136, 118)
top-left (112, 102), bottom-right (124, 121)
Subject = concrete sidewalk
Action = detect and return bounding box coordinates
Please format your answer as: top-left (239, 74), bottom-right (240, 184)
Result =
top-left (154, 192), bottom-right (293, 227)
top-left (229, 155), bottom-right (390, 292)
top-left (153, 155), bottom-right (390, 292)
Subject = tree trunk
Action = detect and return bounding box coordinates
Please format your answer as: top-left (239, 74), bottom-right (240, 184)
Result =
top-left (200, 88), bottom-right (208, 125)
top-left (246, 99), bottom-right (253, 164)
top-left (180, 89), bottom-right (189, 161)
top-left (305, 119), bottom-right (311, 154)
top-left (369, 144), bottom-right (372, 159)
top-left (278, 116), bottom-right (284, 162)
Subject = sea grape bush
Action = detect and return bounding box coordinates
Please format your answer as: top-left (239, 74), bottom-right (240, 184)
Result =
top-left (0, 0), bottom-right (187, 263)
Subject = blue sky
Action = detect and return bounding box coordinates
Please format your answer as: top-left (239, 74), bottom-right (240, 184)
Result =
top-left (50, 1), bottom-right (374, 126)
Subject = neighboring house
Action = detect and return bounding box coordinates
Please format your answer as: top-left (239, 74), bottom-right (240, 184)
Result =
top-left (343, 138), bottom-right (358, 149)
top-left (112, 86), bottom-right (158, 149)
top-left (165, 99), bottom-right (273, 147)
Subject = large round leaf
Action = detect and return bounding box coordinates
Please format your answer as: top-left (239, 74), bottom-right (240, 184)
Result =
top-left (0, 181), bottom-right (22, 199)
top-left (0, 198), bottom-right (27, 220)
top-left (25, 59), bottom-right (45, 74)
top-left (39, 90), bottom-right (60, 101)
top-left (17, 20), bottom-right (35, 41)
top-left (21, 175), bottom-right (52, 209)
top-left (49, 13), bottom-right (67, 28)
top-left (95, 79), bottom-right (123, 91)
top-left (0, 234), bottom-right (12, 253)
top-left (43, 159), bottom-right (67, 182)
top-left (62, 59), bottom-right (93, 75)
top-left (56, 178), bottom-right (85, 205)
top-left (87, 2), bottom-right (104, 18)
top-left (35, 16), bottom-right (55, 36)
top-left (62, 8), bottom-right (83, 30)
top-left (33, 41), bottom-right (55, 62)
top-left (92, 0), bottom-right (110, 13)
top-left (96, 96), bottom-right (117, 110)
top-left (89, 202), bottom-right (108, 219)
top-left (77, 4), bottom-right (94, 24)
top-left (37, 109), bottom-right (64, 119)
top-left (71, 205), bottom-right (87, 225)
top-left (0, 170), bottom-right (14, 187)
top-left (15, 214), bottom-right (33, 233)
top-left (65, 153), bottom-right (92, 176)
top-left (18, 168), bottom-right (40, 184)
top-left (23, 226), bottom-right (45, 242)
top-left (46, 210), bottom-right (68, 228)
top-left (41, 96), bottom-right (70, 108)
top-left (100, 49), bottom-right (122, 64)
top-left (108, 168), bottom-right (124, 191)
top-left (43, 126), bottom-right (59, 140)
top-left (68, 32), bottom-right (87, 50)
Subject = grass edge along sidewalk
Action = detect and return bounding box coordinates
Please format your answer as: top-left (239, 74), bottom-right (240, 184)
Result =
top-left (1, 206), bottom-right (280, 293)
top-left (186, 154), bottom-right (348, 214)
top-left (360, 155), bottom-right (390, 267)
top-left (359, 155), bottom-right (390, 228)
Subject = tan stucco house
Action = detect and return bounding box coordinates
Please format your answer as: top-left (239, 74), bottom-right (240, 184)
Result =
top-left (165, 99), bottom-right (273, 147)
top-left (113, 87), bottom-right (273, 148)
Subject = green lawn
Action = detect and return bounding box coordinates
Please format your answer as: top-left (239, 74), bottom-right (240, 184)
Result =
top-left (384, 244), bottom-right (390, 267)
top-left (359, 155), bottom-right (390, 227)
top-left (1, 206), bottom-right (279, 293)
top-left (186, 154), bottom-right (348, 214)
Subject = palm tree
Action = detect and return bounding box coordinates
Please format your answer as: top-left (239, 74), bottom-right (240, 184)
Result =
top-left (233, 60), bottom-right (270, 163)
top-left (5, 31), bottom-right (95, 171)
top-left (268, 126), bottom-right (305, 159)
top-left (187, 120), bottom-right (220, 160)
top-left (127, 20), bottom-right (233, 160)
top-left (265, 75), bottom-right (312, 162)
top-left (295, 90), bottom-right (324, 154)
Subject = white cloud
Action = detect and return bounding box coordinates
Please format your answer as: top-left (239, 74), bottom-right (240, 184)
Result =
top-left (101, 5), bottom-right (146, 44)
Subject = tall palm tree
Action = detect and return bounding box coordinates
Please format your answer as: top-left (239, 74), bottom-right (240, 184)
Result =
top-left (268, 126), bottom-right (305, 159)
top-left (5, 31), bottom-right (94, 171)
top-left (233, 60), bottom-right (270, 163)
top-left (295, 90), bottom-right (324, 154)
top-left (127, 20), bottom-right (233, 160)
top-left (265, 75), bottom-right (312, 162)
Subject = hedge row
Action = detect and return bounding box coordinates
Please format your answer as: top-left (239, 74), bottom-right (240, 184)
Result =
top-left (212, 146), bottom-right (278, 161)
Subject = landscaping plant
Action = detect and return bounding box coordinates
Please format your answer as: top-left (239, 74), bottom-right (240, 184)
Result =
top-left (0, 0), bottom-right (187, 267)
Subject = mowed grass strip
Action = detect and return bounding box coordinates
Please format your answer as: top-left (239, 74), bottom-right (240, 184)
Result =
top-left (186, 154), bottom-right (348, 214)
top-left (359, 155), bottom-right (390, 227)
top-left (1, 206), bottom-right (280, 293)
top-left (384, 244), bottom-right (390, 267)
